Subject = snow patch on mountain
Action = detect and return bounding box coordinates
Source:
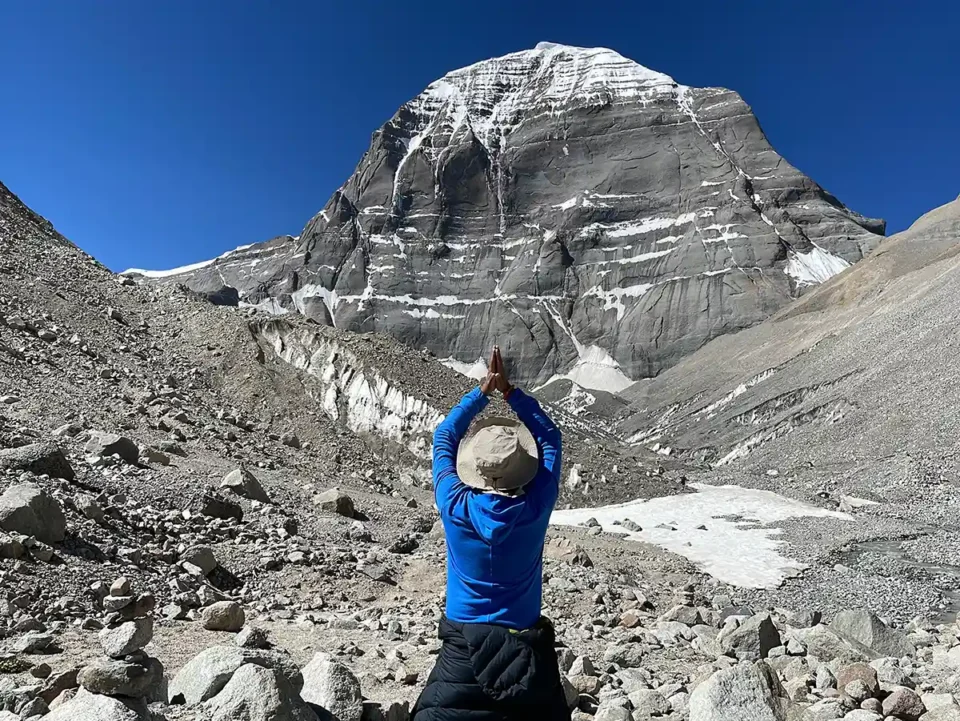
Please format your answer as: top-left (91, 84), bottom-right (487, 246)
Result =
top-left (786, 246), bottom-right (851, 286)
top-left (122, 243), bottom-right (257, 279)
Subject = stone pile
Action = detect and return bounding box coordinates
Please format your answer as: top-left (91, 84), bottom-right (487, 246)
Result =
top-left (46, 576), bottom-right (164, 719)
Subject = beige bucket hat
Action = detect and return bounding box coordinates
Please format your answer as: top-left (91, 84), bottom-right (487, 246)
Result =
top-left (456, 416), bottom-right (540, 492)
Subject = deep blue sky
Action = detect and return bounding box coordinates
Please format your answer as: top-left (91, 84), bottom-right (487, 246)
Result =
top-left (2, 1), bottom-right (957, 272)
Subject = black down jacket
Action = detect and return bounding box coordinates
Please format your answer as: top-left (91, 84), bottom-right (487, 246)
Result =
top-left (412, 616), bottom-right (572, 721)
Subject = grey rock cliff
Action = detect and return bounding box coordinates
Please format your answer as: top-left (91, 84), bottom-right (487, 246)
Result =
top-left (125, 43), bottom-right (883, 390)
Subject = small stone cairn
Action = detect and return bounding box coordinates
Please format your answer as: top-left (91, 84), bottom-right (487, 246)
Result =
top-left (76, 576), bottom-right (164, 701)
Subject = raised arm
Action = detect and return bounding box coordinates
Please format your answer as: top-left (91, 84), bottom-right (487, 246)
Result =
top-left (433, 386), bottom-right (489, 494)
top-left (506, 389), bottom-right (562, 482)
top-left (434, 350), bottom-right (504, 510)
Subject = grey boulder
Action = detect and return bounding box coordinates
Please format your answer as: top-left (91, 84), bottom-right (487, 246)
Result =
top-left (85, 432), bottom-right (139, 464)
top-left (830, 610), bottom-right (916, 659)
top-left (169, 645), bottom-right (303, 706)
top-left (43, 686), bottom-right (152, 721)
top-left (99, 617), bottom-right (153, 658)
top-left (689, 661), bottom-right (793, 721)
top-left (202, 601), bottom-right (246, 632)
top-left (881, 686), bottom-right (925, 720)
top-left (181, 545), bottom-right (218, 576)
top-left (300, 652), bottom-right (363, 721)
top-left (0, 483), bottom-right (66, 544)
top-left (0, 443), bottom-right (74, 480)
top-left (312, 489), bottom-right (355, 518)
top-left (221, 468), bottom-right (271, 504)
top-left (78, 656), bottom-right (163, 697)
top-left (719, 614), bottom-right (782, 661)
top-left (202, 663), bottom-right (317, 721)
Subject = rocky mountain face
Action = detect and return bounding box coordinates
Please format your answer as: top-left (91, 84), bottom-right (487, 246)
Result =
top-left (619, 195), bottom-right (960, 471)
top-left (124, 43), bottom-right (884, 390)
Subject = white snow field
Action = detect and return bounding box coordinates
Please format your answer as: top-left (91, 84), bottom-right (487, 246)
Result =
top-left (551, 483), bottom-right (853, 588)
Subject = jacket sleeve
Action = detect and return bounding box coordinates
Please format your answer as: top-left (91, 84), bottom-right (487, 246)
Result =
top-left (507, 389), bottom-right (562, 505)
top-left (433, 387), bottom-right (489, 513)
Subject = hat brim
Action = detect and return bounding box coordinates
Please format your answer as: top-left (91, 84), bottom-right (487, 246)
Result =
top-left (456, 417), bottom-right (540, 491)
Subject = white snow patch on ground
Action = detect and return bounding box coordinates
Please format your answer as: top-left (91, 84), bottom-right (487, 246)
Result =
top-left (440, 357), bottom-right (489, 380)
top-left (785, 246), bottom-right (851, 286)
top-left (552, 484), bottom-right (853, 588)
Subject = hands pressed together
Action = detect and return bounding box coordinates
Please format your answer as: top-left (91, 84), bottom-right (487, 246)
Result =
top-left (480, 346), bottom-right (514, 397)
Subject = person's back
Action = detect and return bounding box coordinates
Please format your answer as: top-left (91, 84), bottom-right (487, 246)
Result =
top-left (412, 347), bottom-right (570, 721)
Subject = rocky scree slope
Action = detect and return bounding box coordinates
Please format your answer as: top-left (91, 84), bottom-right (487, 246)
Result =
top-left (124, 42), bottom-right (884, 391)
top-left (617, 196), bottom-right (960, 624)
top-left (619, 196), bottom-right (960, 476)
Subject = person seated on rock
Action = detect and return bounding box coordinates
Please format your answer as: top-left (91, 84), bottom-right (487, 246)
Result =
top-left (412, 346), bottom-right (570, 721)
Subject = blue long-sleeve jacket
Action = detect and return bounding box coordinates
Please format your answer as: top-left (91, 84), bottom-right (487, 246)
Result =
top-left (433, 387), bottom-right (562, 630)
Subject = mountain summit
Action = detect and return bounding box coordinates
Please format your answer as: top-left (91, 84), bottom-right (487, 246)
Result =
top-left (125, 44), bottom-right (885, 390)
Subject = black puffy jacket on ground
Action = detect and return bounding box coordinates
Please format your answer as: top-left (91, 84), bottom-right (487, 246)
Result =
top-left (412, 616), bottom-right (572, 721)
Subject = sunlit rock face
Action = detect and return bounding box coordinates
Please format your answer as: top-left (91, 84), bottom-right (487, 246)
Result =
top-left (125, 43), bottom-right (884, 391)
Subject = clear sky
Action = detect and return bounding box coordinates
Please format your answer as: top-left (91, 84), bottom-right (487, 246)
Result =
top-left (2, 1), bottom-right (957, 272)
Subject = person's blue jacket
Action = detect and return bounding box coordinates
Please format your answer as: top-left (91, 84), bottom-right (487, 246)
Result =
top-left (433, 386), bottom-right (562, 630)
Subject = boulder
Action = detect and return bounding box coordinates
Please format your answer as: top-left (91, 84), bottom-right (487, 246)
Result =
top-left (0, 483), bottom-right (66, 543)
top-left (197, 492), bottom-right (243, 521)
top-left (236, 626), bottom-right (271, 649)
top-left (561, 675), bottom-right (578, 710)
top-left (0, 532), bottom-right (24, 559)
top-left (719, 614), bottom-right (782, 661)
top-left (0, 443), bottom-right (74, 480)
top-left (313, 489), bottom-right (355, 518)
top-left (43, 686), bottom-right (152, 721)
top-left (300, 652), bottom-right (363, 721)
top-left (881, 686), bottom-right (925, 720)
top-left (202, 663), bottom-right (317, 721)
top-left (594, 708), bottom-right (634, 721)
top-left (603, 642), bottom-right (646, 669)
top-left (836, 663), bottom-right (879, 697)
top-left (75, 493), bottom-right (104, 522)
top-left (689, 661), bottom-right (793, 721)
top-left (921, 694), bottom-right (959, 712)
top-left (10, 632), bottom-right (54, 654)
top-left (789, 624), bottom-right (866, 664)
top-left (169, 646), bottom-right (303, 706)
top-left (830, 610), bottom-right (915, 659)
top-left (799, 698), bottom-right (845, 720)
top-left (78, 656), bottom-right (163, 698)
top-left (85, 432), bottom-right (139, 464)
top-left (659, 605), bottom-right (704, 626)
top-left (99, 617), bottom-right (153, 658)
top-left (202, 601), bottom-right (246, 632)
top-left (221, 468), bottom-right (271, 504)
top-left (923, 708), bottom-right (960, 721)
top-left (181, 545), bottom-right (218, 576)
top-left (869, 656), bottom-right (915, 688)
top-left (628, 688), bottom-right (670, 716)
top-left (39, 668), bottom-right (81, 703)
top-left (842, 711), bottom-right (881, 721)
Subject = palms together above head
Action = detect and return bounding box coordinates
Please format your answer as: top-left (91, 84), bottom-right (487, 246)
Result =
top-left (480, 346), bottom-right (514, 396)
